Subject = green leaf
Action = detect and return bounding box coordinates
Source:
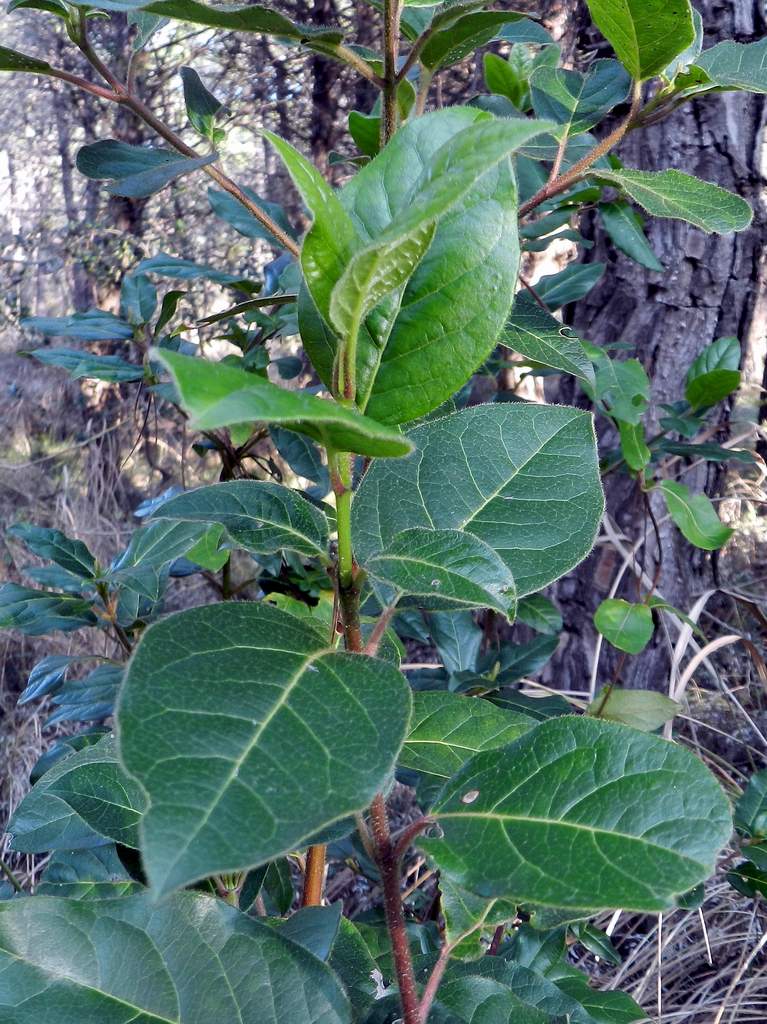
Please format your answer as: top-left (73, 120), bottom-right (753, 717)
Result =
top-left (599, 200), bottom-right (663, 271)
top-left (430, 611), bottom-right (483, 675)
top-left (271, 427), bottom-right (330, 491)
top-left (399, 691), bottom-right (535, 782)
top-left (590, 353), bottom-right (649, 424)
top-left (208, 185), bottom-right (295, 246)
top-left (184, 524), bottom-right (229, 571)
top-left (0, 891), bottom-right (350, 1023)
top-left (594, 598), bottom-right (653, 654)
top-left (584, 0), bottom-right (695, 79)
top-left (329, 918), bottom-right (380, 1016)
top-left (154, 348), bottom-right (413, 459)
top-left (483, 51), bottom-right (528, 108)
top-left (27, 347), bottom-right (144, 383)
top-left (77, 139), bottom-right (217, 198)
top-left (117, 601), bottom-right (411, 895)
top-left (685, 336), bottom-right (741, 409)
top-left (136, 252), bottom-right (250, 285)
top-left (421, 715), bottom-right (732, 912)
top-left (0, 583), bottom-right (96, 635)
top-left (503, 292), bottom-right (595, 384)
top-left (570, 922), bottom-right (621, 965)
top-left (21, 308), bottom-right (134, 340)
top-left (352, 403), bottom-right (604, 596)
top-left (692, 38), bottom-right (767, 94)
top-left (109, 519), bottom-right (214, 582)
top-left (7, 523), bottom-right (96, 579)
top-left (727, 860), bottom-right (767, 900)
top-left (658, 480), bottom-right (735, 550)
top-left (180, 66), bottom-right (225, 139)
top-left (533, 261), bottom-right (605, 308)
top-left (439, 876), bottom-right (516, 959)
top-left (121, 272), bottom-right (158, 326)
top-left (588, 687), bottom-right (680, 731)
top-left (618, 420), bottom-right (651, 471)
top-left (366, 528), bottom-right (517, 619)
top-left (302, 107), bottom-right (544, 423)
top-left (151, 480), bottom-right (329, 561)
top-left (7, 0), bottom-right (70, 15)
top-left (516, 594), bottom-right (562, 635)
top-left (735, 769), bottom-right (767, 838)
top-left (592, 168), bottom-right (753, 234)
top-left (530, 59), bottom-right (631, 137)
top-left (348, 110), bottom-right (381, 157)
top-left (421, 10), bottom-right (526, 70)
top-left (37, 845), bottom-right (141, 900)
top-left (278, 903), bottom-right (342, 961)
top-left (0, 44), bottom-right (53, 74)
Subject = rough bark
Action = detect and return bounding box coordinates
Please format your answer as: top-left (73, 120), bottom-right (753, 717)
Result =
top-left (549, 0), bottom-right (767, 692)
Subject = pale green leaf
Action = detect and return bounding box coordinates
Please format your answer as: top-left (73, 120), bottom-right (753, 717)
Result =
top-left (588, 686), bottom-right (680, 731)
top-left (154, 348), bottom-right (413, 458)
top-left (593, 168), bottom-right (753, 234)
top-left (658, 480), bottom-right (735, 550)
top-left (117, 601), bottom-right (411, 895)
top-left (366, 528), bottom-right (517, 619)
top-left (618, 420), bottom-right (651, 471)
top-left (352, 403), bottom-right (604, 596)
top-left (584, 0), bottom-right (695, 79)
top-left (594, 598), bottom-right (653, 653)
top-left (693, 38), bottom-right (767, 94)
top-left (150, 480), bottom-right (329, 561)
top-left (421, 715), bottom-right (732, 911)
top-left (0, 891), bottom-right (350, 1023)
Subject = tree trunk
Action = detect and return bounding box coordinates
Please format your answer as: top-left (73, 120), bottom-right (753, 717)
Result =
top-left (549, 0), bottom-right (767, 692)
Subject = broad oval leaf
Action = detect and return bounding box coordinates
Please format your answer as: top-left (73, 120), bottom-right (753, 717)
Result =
top-left (530, 59), bottom-right (631, 137)
top-left (400, 691), bottom-right (535, 782)
top-left (151, 480), bottom-right (329, 561)
top-left (7, 523), bottom-right (96, 579)
top-left (593, 598), bottom-right (653, 654)
top-left (0, 890), bottom-right (350, 1023)
top-left (685, 336), bottom-right (740, 409)
top-left (352, 403), bottom-right (604, 597)
top-left (693, 38), bottom-right (767, 95)
top-left (592, 168), bottom-right (753, 234)
top-left (366, 528), bottom-right (517, 619)
top-left (587, 687), bottom-right (680, 732)
top-left (658, 480), bottom-right (734, 550)
top-left (503, 292), bottom-right (595, 384)
top-left (584, 0), bottom-right (695, 79)
top-left (37, 845), bottom-right (142, 900)
top-left (117, 601), bottom-right (411, 895)
top-left (154, 348), bottom-right (413, 458)
top-left (421, 715), bottom-right (732, 912)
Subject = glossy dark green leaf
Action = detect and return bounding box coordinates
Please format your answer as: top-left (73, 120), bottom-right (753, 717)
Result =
top-left (278, 903), bottom-right (342, 961)
top-left (570, 922), bottom-right (621, 965)
top-left (7, 0), bottom-right (69, 15)
top-left (0, 583), bottom-right (96, 635)
top-left (7, 523), bottom-right (96, 579)
top-left (727, 860), bottom-right (767, 900)
top-left (366, 528), bottom-right (517, 619)
top-left (735, 769), bottom-right (767, 838)
top-left (658, 480), bottom-right (734, 550)
top-left (352, 403), bottom-right (604, 596)
top-left (46, 664), bottom-right (123, 728)
top-left (37, 845), bottom-right (141, 900)
top-left (692, 38), bottom-right (767, 94)
top-left (429, 610), bottom-right (483, 675)
top-left (593, 168), bottom-right (753, 234)
top-left (516, 594), bottom-right (562, 635)
top-left (588, 686), bottom-right (679, 732)
top-left (271, 426), bottom-right (330, 491)
top-left (0, 44), bottom-right (53, 74)
top-left (531, 59), bottom-right (630, 137)
top-left (584, 0), bottom-right (694, 79)
top-left (19, 654), bottom-right (79, 704)
top-left (0, 890), bottom-right (351, 1023)
top-left (155, 348), bottom-right (413, 458)
top-left (109, 520), bottom-right (213, 584)
top-left (329, 918), bottom-right (380, 1016)
top-left (493, 634), bottom-right (559, 684)
top-left (594, 598), bottom-right (653, 654)
top-left (27, 347), bottom-right (144, 383)
top-left (503, 292), bottom-right (595, 384)
top-left (208, 185), bottom-right (295, 245)
top-left (421, 715), bottom-right (732, 912)
top-left (400, 691), bottom-right (534, 781)
top-left (118, 601), bottom-right (411, 895)
top-left (685, 336), bottom-right (740, 409)
top-left (534, 262), bottom-right (606, 308)
top-left (421, 10), bottom-right (526, 70)
top-left (151, 480), bottom-right (329, 561)
top-left (21, 308), bottom-right (134, 340)
top-left (599, 200), bottom-right (663, 271)
top-left (121, 272), bottom-right (158, 326)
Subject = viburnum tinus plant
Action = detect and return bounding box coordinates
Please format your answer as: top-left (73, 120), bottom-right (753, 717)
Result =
top-left (0, 0), bottom-right (761, 1021)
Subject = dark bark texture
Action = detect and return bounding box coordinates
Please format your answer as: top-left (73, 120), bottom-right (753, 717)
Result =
top-left (548, 0), bottom-right (767, 692)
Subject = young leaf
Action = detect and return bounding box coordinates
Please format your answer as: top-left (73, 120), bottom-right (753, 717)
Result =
top-left (618, 420), bottom-right (651, 471)
top-left (592, 168), bottom-right (753, 234)
top-left (21, 308), bottom-right (134, 341)
top-left (594, 598), bottom-right (654, 654)
top-left (685, 336), bottom-right (741, 409)
top-left (590, 353), bottom-right (650, 424)
top-left (420, 715), bottom-right (732, 912)
top-left (599, 199), bottom-right (663, 271)
top-left (399, 691), bottom-right (535, 782)
top-left (0, 45), bottom-right (53, 74)
top-left (154, 348), bottom-right (413, 458)
top-left (365, 528), bottom-right (517, 619)
top-left (530, 59), bottom-right (631, 137)
top-left (151, 480), bottom-right (330, 561)
top-left (121, 272), bottom-right (158, 326)
top-left (588, 686), bottom-right (680, 731)
top-left (584, 0), bottom-right (695, 79)
top-left (658, 480), bottom-right (735, 550)
top-left (180, 66), bottom-right (226, 139)
top-left (483, 51), bottom-right (527, 108)
top-left (7, 524), bottom-right (96, 579)
top-left (352, 403), bottom-right (604, 596)
top-left (692, 38), bottom-right (767, 94)
top-left (0, 891), bottom-right (350, 1023)
top-left (503, 291), bottom-right (595, 384)
top-left (117, 601), bottom-right (411, 895)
